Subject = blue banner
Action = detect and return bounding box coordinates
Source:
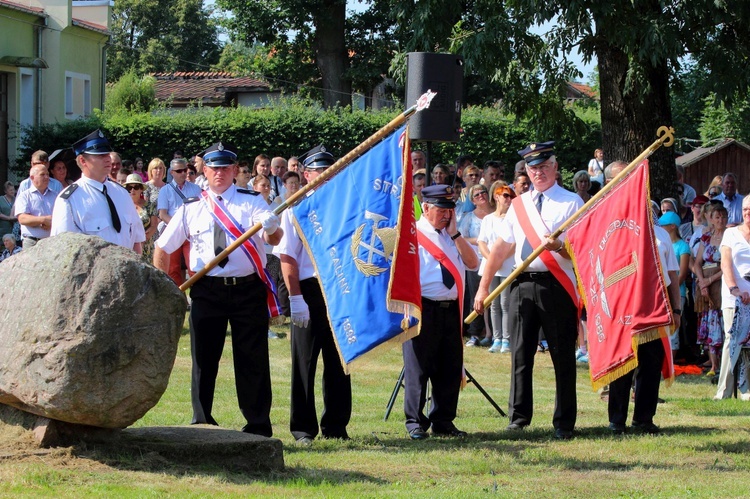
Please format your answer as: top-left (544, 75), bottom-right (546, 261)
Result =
top-left (293, 126), bottom-right (421, 369)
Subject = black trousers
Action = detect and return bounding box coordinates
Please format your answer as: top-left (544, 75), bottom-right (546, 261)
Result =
top-left (508, 273), bottom-right (578, 431)
top-left (403, 298), bottom-right (463, 433)
top-left (290, 278), bottom-right (352, 440)
top-left (189, 275), bottom-right (273, 437)
top-left (608, 338), bottom-right (665, 425)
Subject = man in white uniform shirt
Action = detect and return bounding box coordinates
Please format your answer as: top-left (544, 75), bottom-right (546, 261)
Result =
top-left (404, 184), bottom-right (479, 440)
top-left (275, 145), bottom-right (352, 446)
top-left (156, 141), bottom-right (282, 437)
top-left (475, 141), bottom-right (583, 440)
top-left (51, 130), bottom-right (145, 253)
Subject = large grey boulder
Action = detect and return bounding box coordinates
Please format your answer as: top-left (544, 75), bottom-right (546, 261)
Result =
top-left (0, 233), bottom-right (186, 428)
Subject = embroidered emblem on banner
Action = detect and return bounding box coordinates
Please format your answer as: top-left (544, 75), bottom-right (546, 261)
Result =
top-left (350, 211), bottom-right (397, 277)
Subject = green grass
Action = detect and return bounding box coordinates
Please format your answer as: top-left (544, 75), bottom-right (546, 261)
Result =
top-left (2, 318), bottom-right (750, 497)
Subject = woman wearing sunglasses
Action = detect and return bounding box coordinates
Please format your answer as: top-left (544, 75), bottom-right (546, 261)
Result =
top-left (477, 182), bottom-right (516, 353)
top-left (124, 173), bottom-right (158, 262)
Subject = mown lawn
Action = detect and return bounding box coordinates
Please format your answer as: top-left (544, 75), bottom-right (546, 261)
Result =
top-left (1, 318), bottom-right (749, 498)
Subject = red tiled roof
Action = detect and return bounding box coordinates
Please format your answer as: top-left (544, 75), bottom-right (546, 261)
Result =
top-left (0, 0), bottom-right (46, 16)
top-left (72, 18), bottom-right (109, 35)
top-left (567, 82), bottom-right (597, 99)
top-left (153, 73), bottom-right (270, 103)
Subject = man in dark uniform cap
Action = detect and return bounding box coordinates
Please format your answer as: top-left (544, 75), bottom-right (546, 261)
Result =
top-left (155, 141), bottom-right (283, 437)
top-left (51, 129), bottom-right (145, 252)
top-left (275, 144), bottom-right (352, 445)
top-left (405, 184), bottom-right (479, 440)
top-left (474, 141), bottom-right (583, 440)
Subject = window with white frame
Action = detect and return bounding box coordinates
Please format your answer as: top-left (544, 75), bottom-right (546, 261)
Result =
top-left (65, 71), bottom-right (91, 119)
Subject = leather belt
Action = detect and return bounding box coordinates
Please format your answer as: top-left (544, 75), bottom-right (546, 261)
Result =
top-left (203, 274), bottom-right (258, 286)
top-left (423, 297), bottom-right (457, 308)
top-left (517, 271), bottom-right (552, 280)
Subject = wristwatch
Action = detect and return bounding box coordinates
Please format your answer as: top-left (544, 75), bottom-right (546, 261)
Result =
top-left (451, 231), bottom-right (461, 240)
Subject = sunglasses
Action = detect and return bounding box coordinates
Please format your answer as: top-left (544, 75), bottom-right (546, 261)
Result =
top-left (502, 193), bottom-right (513, 198)
top-left (125, 185), bottom-right (143, 192)
top-left (172, 169), bottom-right (187, 174)
top-left (472, 191), bottom-right (488, 199)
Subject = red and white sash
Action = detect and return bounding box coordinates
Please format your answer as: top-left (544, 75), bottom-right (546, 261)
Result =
top-left (417, 230), bottom-right (464, 321)
top-left (417, 227), bottom-right (467, 387)
top-left (202, 191), bottom-right (281, 318)
top-left (513, 195), bottom-right (579, 306)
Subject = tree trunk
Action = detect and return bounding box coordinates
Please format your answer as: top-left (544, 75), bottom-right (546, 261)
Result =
top-left (597, 39), bottom-right (676, 202)
top-left (314, 1), bottom-right (352, 109)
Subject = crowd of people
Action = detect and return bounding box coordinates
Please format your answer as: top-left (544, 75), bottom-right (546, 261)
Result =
top-left (3, 131), bottom-right (748, 445)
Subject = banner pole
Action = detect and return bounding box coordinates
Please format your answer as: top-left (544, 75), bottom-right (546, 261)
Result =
top-left (179, 91), bottom-right (437, 292)
top-left (465, 126), bottom-right (676, 324)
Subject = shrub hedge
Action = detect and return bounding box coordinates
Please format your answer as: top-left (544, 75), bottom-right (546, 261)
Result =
top-left (16, 101), bottom-right (601, 184)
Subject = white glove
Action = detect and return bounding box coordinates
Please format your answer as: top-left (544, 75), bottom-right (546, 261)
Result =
top-left (289, 294), bottom-right (310, 328)
top-left (260, 212), bottom-right (280, 235)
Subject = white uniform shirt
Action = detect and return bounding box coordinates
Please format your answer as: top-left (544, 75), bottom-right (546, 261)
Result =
top-left (417, 216), bottom-right (467, 301)
top-left (273, 209), bottom-right (316, 280)
top-left (156, 184), bottom-right (272, 277)
top-left (51, 175), bottom-right (146, 249)
top-left (497, 183), bottom-right (584, 272)
top-left (14, 184), bottom-right (59, 239)
top-left (157, 180), bottom-right (203, 217)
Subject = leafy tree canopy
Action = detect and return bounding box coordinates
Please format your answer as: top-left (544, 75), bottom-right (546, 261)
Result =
top-left (108, 0), bottom-right (222, 81)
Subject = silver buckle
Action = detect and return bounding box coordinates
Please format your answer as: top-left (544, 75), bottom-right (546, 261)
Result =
top-left (223, 277), bottom-right (237, 286)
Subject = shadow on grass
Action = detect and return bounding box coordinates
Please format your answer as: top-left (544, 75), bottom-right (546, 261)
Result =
top-left (73, 444), bottom-right (388, 486)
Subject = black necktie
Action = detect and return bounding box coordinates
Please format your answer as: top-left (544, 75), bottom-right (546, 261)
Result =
top-left (102, 184), bottom-right (121, 233)
top-left (214, 196), bottom-right (228, 268)
top-left (435, 229), bottom-right (455, 289)
top-left (536, 193), bottom-right (544, 213)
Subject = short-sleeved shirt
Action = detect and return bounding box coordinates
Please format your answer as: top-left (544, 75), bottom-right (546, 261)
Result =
top-left (51, 175), bottom-right (146, 249)
top-left (156, 184), bottom-right (273, 278)
top-left (417, 216), bottom-right (471, 301)
top-left (654, 225), bottom-right (678, 286)
top-left (497, 183), bottom-right (583, 272)
top-left (477, 213), bottom-right (514, 277)
top-left (672, 238), bottom-right (690, 296)
top-left (720, 227), bottom-right (750, 309)
top-left (273, 209), bottom-right (316, 281)
top-left (14, 184), bottom-right (59, 238)
top-left (157, 180), bottom-right (203, 217)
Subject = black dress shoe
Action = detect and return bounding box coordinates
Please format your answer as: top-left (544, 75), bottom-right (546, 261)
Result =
top-left (554, 428), bottom-right (574, 440)
top-left (408, 428), bottom-right (429, 440)
top-left (506, 423), bottom-right (526, 431)
top-left (295, 436), bottom-right (313, 446)
top-left (432, 427), bottom-right (468, 438)
top-left (631, 421), bottom-right (660, 434)
top-left (608, 422), bottom-right (626, 435)
top-left (322, 431), bottom-right (350, 440)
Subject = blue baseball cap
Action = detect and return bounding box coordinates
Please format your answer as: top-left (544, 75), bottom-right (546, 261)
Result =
top-left (658, 211), bottom-right (681, 227)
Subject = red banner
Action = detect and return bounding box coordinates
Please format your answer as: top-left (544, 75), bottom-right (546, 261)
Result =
top-left (565, 160), bottom-right (672, 389)
top-left (387, 130), bottom-right (422, 321)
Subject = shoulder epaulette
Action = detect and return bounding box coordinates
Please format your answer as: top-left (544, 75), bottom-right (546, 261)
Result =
top-left (183, 196), bottom-right (200, 204)
top-left (237, 188), bottom-right (260, 196)
top-left (59, 183), bottom-right (78, 199)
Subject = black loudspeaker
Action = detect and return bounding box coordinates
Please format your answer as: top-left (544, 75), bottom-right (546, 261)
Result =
top-left (405, 52), bottom-right (463, 142)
